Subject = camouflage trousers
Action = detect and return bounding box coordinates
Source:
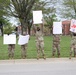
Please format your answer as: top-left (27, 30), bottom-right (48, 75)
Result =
top-left (8, 44), bottom-right (15, 59)
top-left (52, 42), bottom-right (60, 57)
top-left (36, 40), bottom-right (45, 59)
top-left (21, 44), bottom-right (27, 59)
top-left (70, 44), bottom-right (76, 59)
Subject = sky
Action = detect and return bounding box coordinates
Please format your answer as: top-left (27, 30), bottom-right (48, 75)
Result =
top-left (9, 17), bottom-right (20, 26)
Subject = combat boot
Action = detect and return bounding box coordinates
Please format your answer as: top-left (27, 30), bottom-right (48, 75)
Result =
top-left (52, 54), bottom-right (55, 58)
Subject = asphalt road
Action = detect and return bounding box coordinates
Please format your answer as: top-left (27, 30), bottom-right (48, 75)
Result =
top-left (0, 58), bottom-right (76, 75)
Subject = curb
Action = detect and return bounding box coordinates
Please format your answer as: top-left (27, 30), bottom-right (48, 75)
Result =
top-left (0, 58), bottom-right (76, 64)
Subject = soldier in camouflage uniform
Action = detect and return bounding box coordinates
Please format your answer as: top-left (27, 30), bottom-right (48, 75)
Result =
top-left (69, 32), bottom-right (76, 59)
top-left (33, 24), bottom-right (46, 60)
top-left (52, 34), bottom-right (61, 58)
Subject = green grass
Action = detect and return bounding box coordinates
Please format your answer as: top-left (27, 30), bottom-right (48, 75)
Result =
top-left (0, 35), bottom-right (71, 60)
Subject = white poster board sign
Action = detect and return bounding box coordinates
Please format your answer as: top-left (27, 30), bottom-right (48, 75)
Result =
top-left (33, 10), bottom-right (43, 24)
top-left (53, 22), bottom-right (62, 34)
top-left (70, 19), bottom-right (76, 33)
top-left (3, 34), bottom-right (16, 44)
top-left (18, 35), bottom-right (30, 45)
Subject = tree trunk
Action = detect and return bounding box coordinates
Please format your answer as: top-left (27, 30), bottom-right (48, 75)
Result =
top-left (1, 26), bottom-right (3, 36)
top-left (27, 26), bottom-right (31, 35)
top-left (20, 19), bottom-right (28, 35)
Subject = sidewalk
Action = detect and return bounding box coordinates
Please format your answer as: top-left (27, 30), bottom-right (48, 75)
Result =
top-left (0, 58), bottom-right (76, 64)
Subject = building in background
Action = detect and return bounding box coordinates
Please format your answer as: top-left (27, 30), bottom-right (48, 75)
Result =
top-left (62, 20), bottom-right (71, 35)
top-left (16, 20), bottom-right (71, 36)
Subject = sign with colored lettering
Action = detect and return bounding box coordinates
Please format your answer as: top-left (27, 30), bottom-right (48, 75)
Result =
top-left (18, 35), bottom-right (30, 45)
top-left (3, 34), bottom-right (16, 44)
top-left (70, 19), bottom-right (76, 33)
top-left (33, 10), bottom-right (43, 24)
top-left (53, 22), bottom-right (62, 34)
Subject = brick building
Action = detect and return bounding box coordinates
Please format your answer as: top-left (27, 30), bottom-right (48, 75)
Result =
top-left (62, 20), bottom-right (71, 35)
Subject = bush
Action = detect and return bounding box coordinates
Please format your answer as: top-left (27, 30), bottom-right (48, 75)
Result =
top-left (3, 24), bottom-right (15, 34)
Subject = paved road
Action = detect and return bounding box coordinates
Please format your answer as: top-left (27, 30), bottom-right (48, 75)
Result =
top-left (0, 58), bottom-right (76, 75)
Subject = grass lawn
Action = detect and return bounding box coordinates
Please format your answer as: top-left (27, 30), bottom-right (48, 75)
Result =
top-left (0, 35), bottom-right (71, 60)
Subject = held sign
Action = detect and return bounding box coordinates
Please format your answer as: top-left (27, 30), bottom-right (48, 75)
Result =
top-left (53, 22), bottom-right (62, 34)
top-left (18, 35), bottom-right (30, 45)
top-left (3, 34), bottom-right (16, 44)
top-left (33, 10), bottom-right (43, 24)
top-left (70, 19), bottom-right (76, 33)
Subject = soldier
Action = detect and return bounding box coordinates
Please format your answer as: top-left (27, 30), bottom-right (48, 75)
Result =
top-left (33, 24), bottom-right (46, 60)
top-left (21, 31), bottom-right (28, 59)
top-left (69, 32), bottom-right (76, 59)
top-left (52, 34), bottom-right (61, 58)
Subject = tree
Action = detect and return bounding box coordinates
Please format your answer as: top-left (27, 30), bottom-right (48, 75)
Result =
top-left (0, 0), bottom-right (12, 36)
top-left (0, 17), bottom-right (9, 36)
top-left (0, 0), bottom-right (10, 17)
top-left (0, 18), bottom-right (3, 36)
top-left (43, 0), bottom-right (58, 34)
top-left (28, 0), bottom-right (55, 35)
top-left (9, 0), bottom-right (37, 34)
top-left (0, 0), bottom-right (58, 35)
top-left (59, 0), bottom-right (76, 19)
top-left (10, 0), bottom-right (54, 35)
top-left (11, 0), bottom-right (58, 34)
top-left (3, 23), bottom-right (15, 34)
top-left (0, 16), bottom-right (15, 35)
top-left (0, 0), bottom-right (37, 34)
top-left (44, 14), bottom-right (58, 35)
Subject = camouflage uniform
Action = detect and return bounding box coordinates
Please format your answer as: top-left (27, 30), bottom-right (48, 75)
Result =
top-left (21, 32), bottom-right (28, 59)
top-left (52, 34), bottom-right (61, 57)
top-left (70, 35), bottom-right (76, 59)
top-left (35, 30), bottom-right (46, 59)
top-left (8, 44), bottom-right (15, 59)
top-left (21, 44), bottom-right (27, 59)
